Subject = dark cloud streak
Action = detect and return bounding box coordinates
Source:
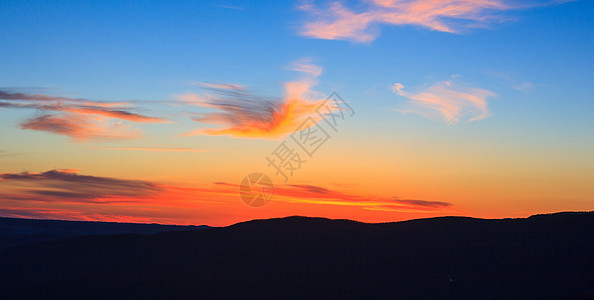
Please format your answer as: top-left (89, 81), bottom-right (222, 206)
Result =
top-left (0, 169), bottom-right (161, 204)
top-left (394, 199), bottom-right (453, 208)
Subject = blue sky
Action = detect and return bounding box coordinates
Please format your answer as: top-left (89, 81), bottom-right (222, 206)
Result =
top-left (2, 1), bottom-right (591, 100)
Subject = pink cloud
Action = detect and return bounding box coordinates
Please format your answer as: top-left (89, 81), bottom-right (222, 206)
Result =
top-left (391, 79), bottom-right (495, 124)
top-left (299, 0), bottom-right (549, 42)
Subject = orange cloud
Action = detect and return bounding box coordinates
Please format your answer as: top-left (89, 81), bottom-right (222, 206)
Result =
top-left (300, 0), bottom-right (511, 42)
top-left (21, 114), bottom-right (141, 141)
top-left (391, 79), bottom-right (495, 124)
top-left (179, 61), bottom-right (325, 139)
top-left (0, 90), bottom-right (166, 140)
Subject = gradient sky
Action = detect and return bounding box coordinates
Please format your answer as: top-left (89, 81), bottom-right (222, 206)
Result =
top-left (1, 0), bottom-right (593, 226)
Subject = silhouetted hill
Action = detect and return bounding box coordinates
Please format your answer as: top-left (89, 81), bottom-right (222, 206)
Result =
top-left (0, 217), bottom-right (207, 249)
top-left (1, 212), bottom-right (593, 299)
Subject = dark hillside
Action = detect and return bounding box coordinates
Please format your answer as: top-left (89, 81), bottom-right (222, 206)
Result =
top-left (1, 212), bottom-right (593, 299)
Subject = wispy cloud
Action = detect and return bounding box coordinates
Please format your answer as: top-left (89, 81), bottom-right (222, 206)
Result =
top-left (279, 184), bottom-right (455, 212)
top-left (0, 90), bottom-right (166, 141)
top-left (299, 0), bottom-right (572, 43)
top-left (0, 91), bottom-right (129, 107)
top-left (198, 83), bottom-right (246, 90)
top-left (391, 78), bottom-right (495, 124)
top-left (513, 81), bottom-right (535, 93)
top-left (0, 169), bottom-right (160, 203)
top-left (0, 90), bottom-right (74, 102)
top-left (289, 184), bottom-right (332, 194)
top-left (485, 71), bottom-right (536, 93)
top-left (178, 60), bottom-right (324, 139)
top-left (216, 182), bottom-right (455, 212)
top-left (21, 114), bottom-right (141, 141)
top-left (216, 4), bottom-right (245, 10)
top-left (393, 198), bottom-right (453, 208)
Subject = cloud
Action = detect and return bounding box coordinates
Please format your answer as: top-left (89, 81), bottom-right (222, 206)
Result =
top-left (299, 0), bottom-right (571, 43)
top-left (393, 198), bottom-right (453, 208)
top-left (278, 184), bottom-right (454, 212)
top-left (210, 182), bottom-right (454, 212)
top-left (512, 81), bottom-right (535, 93)
top-left (289, 60), bottom-right (323, 77)
top-left (178, 60), bottom-right (325, 139)
top-left (216, 4), bottom-right (245, 10)
top-left (0, 90), bottom-right (166, 140)
top-left (391, 79), bottom-right (495, 124)
top-left (289, 184), bottom-right (331, 194)
top-left (198, 83), bottom-right (246, 90)
top-left (0, 90), bottom-right (70, 102)
top-left (0, 169), bottom-right (161, 204)
top-left (60, 106), bottom-right (164, 123)
top-left (0, 91), bottom-right (129, 108)
top-left (484, 71), bottom-right (536, 93)
top-left (21, 114), bottom-right (141, 141)
top-left (213, 181), bottom-right (235, 186)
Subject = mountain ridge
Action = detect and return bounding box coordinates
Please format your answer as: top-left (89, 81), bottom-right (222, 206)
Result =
top-left (0, 216), bottom-right (207, 249)
top-left (1, 211), bottom-right (593, 298)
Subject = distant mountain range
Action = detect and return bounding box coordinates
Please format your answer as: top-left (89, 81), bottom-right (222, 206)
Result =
top-left (0, 217), bottom-right (207, 249)
top-left (1, 212), bottom-right (593, 299)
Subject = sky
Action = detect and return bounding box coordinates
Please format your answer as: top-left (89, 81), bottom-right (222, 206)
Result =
top-left (1, 0), bottom-right (593, 226)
